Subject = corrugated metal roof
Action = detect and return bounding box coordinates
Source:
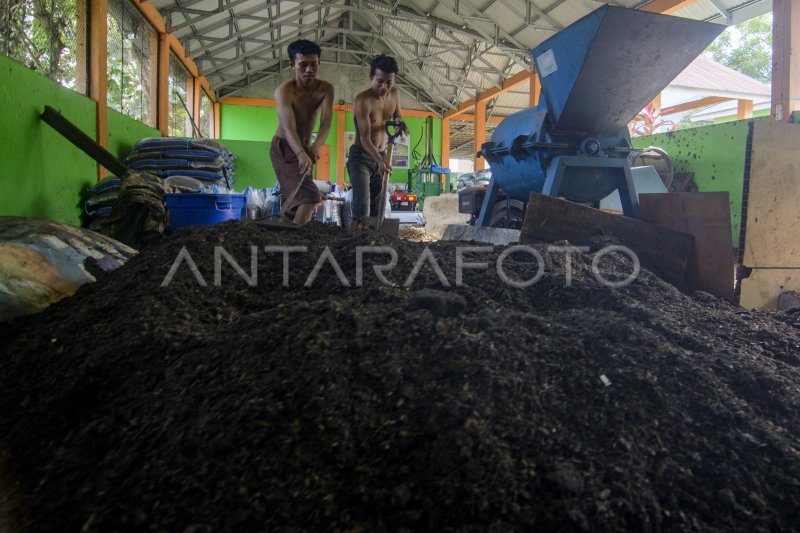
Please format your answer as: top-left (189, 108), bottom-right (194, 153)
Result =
top-left (672, 54), bottom-right (770, 95)
top-left (153, 0), bottom-right (772, 115)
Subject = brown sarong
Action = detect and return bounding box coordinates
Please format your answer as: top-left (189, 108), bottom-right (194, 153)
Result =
top-left (269, 136), bottom-right (321, 218)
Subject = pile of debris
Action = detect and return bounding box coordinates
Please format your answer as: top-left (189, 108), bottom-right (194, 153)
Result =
top-left (1, 222), bottom-right (799, 532)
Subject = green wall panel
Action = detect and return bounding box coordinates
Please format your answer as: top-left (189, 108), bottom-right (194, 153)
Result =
top-left (218, 139), bottom-right (273, 189)
top-left (0, 54), bottom-right (97, 225)
top-left (107, 108), bottom-right (159, 162)
top-left (220, 103), bottom-right (443, 188)
top-left (633, 120), bottom-right (750, 247)
top-left (221, 104), bottom-right (278, 142)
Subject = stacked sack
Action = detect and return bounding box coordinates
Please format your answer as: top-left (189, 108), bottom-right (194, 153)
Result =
top-left (84, 177), bottom-right (121, 232)
top-left (123, 137), bottom-right (236, 189)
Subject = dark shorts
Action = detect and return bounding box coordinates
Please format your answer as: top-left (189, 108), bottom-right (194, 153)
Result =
top-left (346, 144), bottom-right (386, 222)
top-left (269, 136), bottom-right (321, 217)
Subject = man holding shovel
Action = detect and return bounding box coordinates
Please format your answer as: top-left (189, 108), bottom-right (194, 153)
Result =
top-left (348, 54), bottom-right (407, 232)
top-left (270, 40), bottom-right (334, 224)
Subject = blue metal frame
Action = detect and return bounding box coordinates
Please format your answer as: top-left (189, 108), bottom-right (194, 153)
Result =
top-left (542, 156), bottom-right (640, 218)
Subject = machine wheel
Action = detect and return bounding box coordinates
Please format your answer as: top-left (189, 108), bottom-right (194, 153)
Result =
top-left (489, 206), bottom-right (525, 229)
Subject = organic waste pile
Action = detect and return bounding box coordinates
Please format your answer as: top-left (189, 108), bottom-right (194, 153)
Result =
top-left (1, 221), bottom-right (800, 532)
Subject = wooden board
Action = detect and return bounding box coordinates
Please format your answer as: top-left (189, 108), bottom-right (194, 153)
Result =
top-left (639, 192), bottom-right (734, 302)
top-left (521, 193), bottom-right (694, 288)
top-left (743, 121), bottom-right (800, 267)
top-left (740, 268), bottom-right (800, 310)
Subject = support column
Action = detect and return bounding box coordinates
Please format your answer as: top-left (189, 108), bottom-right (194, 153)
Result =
top-left (441, 118), bottom-right (450, 190)
top-left (772, 0), bottom-right (800, 122)
top-left (336, 109), bottom-right (346, 187)
top-left (650, 93), bottom-right (662, 115)
top-left (529, 68), bottom-right (541, 107)
top-left (89, 0), bottom-right (108, 180)
top-left (157, 32), bottom-right (170, 136)
top-left (192, 76), bottom-right (202, 135)
top-left (738, 99), bottom-right (754, 119)
top-left (213, 102), bottom-right (221, 139)
top-left (475, 100), bottom-right (486, 171)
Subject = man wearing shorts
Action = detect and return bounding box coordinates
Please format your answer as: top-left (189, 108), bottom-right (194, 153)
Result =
top-left (271, 40), bottom-right (334, 224)
top-left (347, 55), bottom-right (407, 231)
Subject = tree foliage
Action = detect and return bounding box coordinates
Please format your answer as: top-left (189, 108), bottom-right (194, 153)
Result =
top-left (705, 15), bottom-right (772, 84)
top-left (0, 0), bottom-right (78, 87)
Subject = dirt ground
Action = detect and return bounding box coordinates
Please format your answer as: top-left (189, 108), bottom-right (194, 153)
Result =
top-left (1, 221), bottom-right (799, 532)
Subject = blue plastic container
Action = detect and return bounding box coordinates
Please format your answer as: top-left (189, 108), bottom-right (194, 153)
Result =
top-left (164, 193), bottom-right (246, 229)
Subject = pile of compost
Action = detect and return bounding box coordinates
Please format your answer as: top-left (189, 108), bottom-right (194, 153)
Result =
top-left (1, 221), bottom-right (799, 532)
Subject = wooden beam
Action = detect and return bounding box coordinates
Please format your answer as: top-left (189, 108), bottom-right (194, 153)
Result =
top-left (475, 100), bottom-right (486, 171)
top-left (737, 99), bottom-right (753, 119)
top-left (771, 0), bottom-right (800, 122)
top-left (640, 0), bottom-right (699, 14)
top-left (662, 96), bottom-right (732, 116)
top-left (131, 0), bottom-right (166, 33)
top-left (401, 109), bottom-right (440, 118)
top-left (89, 0), bottom-right (108, 180)
top-left (157, 32), bottom-right (169, 136)
top-left (529, 68), bottom-right (541, 107)
top-left (651, 93), bottom-right (662, 114)
top-left (193, 77), bottom-right (202, 134)
top-left (445, 69), bottom-right (532, 119)
top-left (452, 114), bottom-right (504, 124)
top-left (336, 109), bottom-right (346, 187)
top-left (213, 102), bottom-right (221, 139)
top-left (220, 96), bottom-right (277, 107)
top-left (167, 33), bottom-right (199, 78)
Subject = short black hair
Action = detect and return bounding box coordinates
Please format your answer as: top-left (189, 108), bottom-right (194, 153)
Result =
top-left (287, 40), bottom-right (321, 62)
top-left (370, 54), bottom-right (399, 77)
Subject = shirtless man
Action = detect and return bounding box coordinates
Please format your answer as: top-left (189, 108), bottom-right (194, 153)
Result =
top-left (270, 40), bottom-right (334, 224)
top-left (347, 54), bottom-right (407, 231)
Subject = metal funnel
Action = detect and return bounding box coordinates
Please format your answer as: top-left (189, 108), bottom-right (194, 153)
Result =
top-left (532, 6), bottom-right (724, 136)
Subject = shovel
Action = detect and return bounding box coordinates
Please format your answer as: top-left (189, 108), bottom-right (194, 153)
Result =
top-left (372, 121), bottom-right (404, 232)
top-left (256, 167), bottom-right (311, 230)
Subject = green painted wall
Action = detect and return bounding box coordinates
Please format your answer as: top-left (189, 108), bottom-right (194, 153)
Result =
top-left (633, 120), bottom-right (750, 247)
top-left (217, 139), bottom-right (272, 190)
top-left (0, 53), bottom-right (173, 225)
top-left (220, 103), bottom-right (442, 187)
top-left (107, 107), bottom-right (159, 162)
top-left (0, 54), bottom-right (97, 225)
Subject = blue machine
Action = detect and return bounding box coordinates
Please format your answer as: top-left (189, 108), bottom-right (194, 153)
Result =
top-left (465, 6), bottom-right (723, 228)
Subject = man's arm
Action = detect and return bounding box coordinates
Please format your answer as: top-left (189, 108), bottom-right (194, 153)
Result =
top-left (275, 84), bottom-right (313, 176)
top-left (310, 83), bottom-right (334, 162)
top-left (353, 96), bottom-right (389, 176)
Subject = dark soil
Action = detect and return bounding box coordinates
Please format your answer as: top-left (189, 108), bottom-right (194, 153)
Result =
top-left (1, 221), bottom-right (800, 532)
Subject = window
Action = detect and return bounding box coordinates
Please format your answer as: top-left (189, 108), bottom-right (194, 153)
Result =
top-left (168, 52), bottom-right (193, 137)
top-left (107, 0), bottom-right (155, 126)
top-left (199, 89), bottom-right (213, 138)
top-left (0, 0), bottom-right (86, 93)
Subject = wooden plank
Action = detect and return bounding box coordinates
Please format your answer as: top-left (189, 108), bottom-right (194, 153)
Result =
top-left (316, 144), bottom-right (331, 181)
top-left (157, 32), bottom-right (169, 137)
top-left (521, 193), bottom-right (694, 287)
top-left (771, 0), bottom-right (800, 121)
top-left (744, 121), bottom-right (800, 267)
top-left (640, 0), bottom-right (699, 14)
top-left (740, 268), bottom-right (800, 309)
top-left (639, 192), bottom-right (735, 301)
top-left (336, 109), bottom-right (346, 187)
top-left (475, 100), bottom-right (486, 171)
top-left (661, 96), bottom-right (732, 116)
